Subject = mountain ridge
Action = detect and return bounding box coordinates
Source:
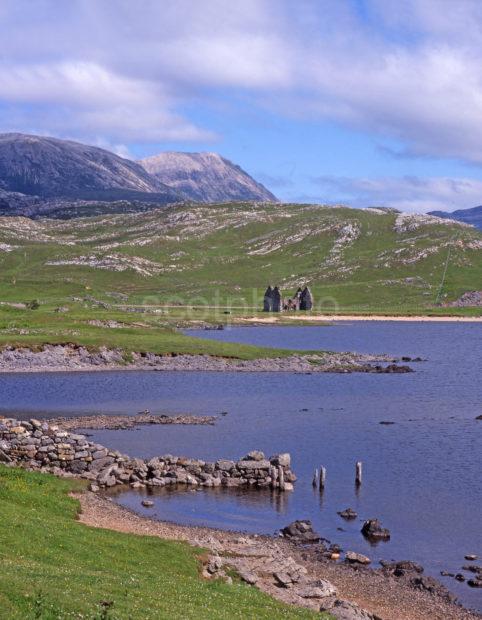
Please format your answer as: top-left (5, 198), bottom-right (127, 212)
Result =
top-left (428, 205), bottom-right (482, 231)
top-left (140, 151), bottom-right (277, 203)
top-left (0, 133), bottom-right (180, 207)
top-left (0, 134), bottom-right (277, 216)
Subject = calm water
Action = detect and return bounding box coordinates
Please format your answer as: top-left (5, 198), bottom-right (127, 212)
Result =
top-left (0, 322), bottom-right (481, 610)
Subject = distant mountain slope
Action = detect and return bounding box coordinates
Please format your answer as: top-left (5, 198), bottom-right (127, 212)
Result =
top-left (0, 203), bottom-right (480, 310)
top-left (140, 151), bottom-right (277, 202)
top-left (0, 133), bottom-right (180, 207)
top-left (428, 205), bottom-right (482, 230)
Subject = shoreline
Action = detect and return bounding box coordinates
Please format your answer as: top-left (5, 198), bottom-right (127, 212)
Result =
top-left (0, 345), bottom-right (414, 374)
top-left (76, 491), bottom-right (481, 620)
top-left (241, 315), bottom-right (482, 323)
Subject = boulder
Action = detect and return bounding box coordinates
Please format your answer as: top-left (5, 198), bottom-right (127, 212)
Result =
top-left (361, 519), bottom-right (390, 541)
top-left (281, 520), bottom-right (321, 543)
top-left (215, 459), bottom-right (235, 471)
top-left (345, 552), bottom-right (371, 565)
top-left (242, 450), bottom-right (265, 461)
top-left (273, 571), bottom-right (295, 588)
top-left (238, 570), bottom-right (258, 585)
top-left (297, 579), bottom-right (337, 599)
top-left (270, 453), bottom-right (291, 467)
top-left (141, 500), bottom-right (154, 507)
top-left (325, 599), bottom-right (380, 620)
top-left (236, 459), bottom-right (270, 470)
top-left (380, 560), bottom-right (423, 576)
top-left (468, 577), bottom-right (482, 588)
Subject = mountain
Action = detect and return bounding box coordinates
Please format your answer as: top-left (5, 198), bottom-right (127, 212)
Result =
top-left (428, 205), bottom-right (482, 231)
top-left (0, 133), bottom-right (180, 207)
top-left (0, 203), bottom-right (480, 310)
top-left (140, 151), bottom-right (277, 202)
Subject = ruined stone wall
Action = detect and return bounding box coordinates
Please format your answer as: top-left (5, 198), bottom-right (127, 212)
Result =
top-left (0, 417), bottom-right (295, 492)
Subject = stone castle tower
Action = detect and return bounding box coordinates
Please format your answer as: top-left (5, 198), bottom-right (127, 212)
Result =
top-left (263, 285), bottom-right (313, 312)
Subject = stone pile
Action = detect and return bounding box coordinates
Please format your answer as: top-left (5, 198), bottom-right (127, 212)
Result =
top-left (0, 417), bottom-right (295, 492)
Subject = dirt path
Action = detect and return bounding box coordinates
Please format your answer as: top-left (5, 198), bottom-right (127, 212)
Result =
top-left (75, 492), bottom-right (480, 620)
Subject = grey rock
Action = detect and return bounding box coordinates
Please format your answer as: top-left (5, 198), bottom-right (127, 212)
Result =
top-left (361, 519), bottom-right (390, 541)
top-left (237, 459), bottom-right (270, 470)
top-left (238, 570), bottom-right (258, 585)
top-left (338, 508), bottom-right (357, 520)
top-left (269, 453), bottom-right (291, 467)
top-left (243, 450), bottom-right (266, 462)
top-left (281, 520), bottom-right (321, 543)
top-left (327, 599), bottom-right (379, 620)
top-left (215, 459), bottom-right (235, 471)
top-left (297, 579), bottom-right (337, 599)
top-left (345, 552), bottom-right (371, 565)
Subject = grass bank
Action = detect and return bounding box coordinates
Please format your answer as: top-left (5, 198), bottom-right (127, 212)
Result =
top-left (0, 305), bottom-right (301, 360)
top-left (0, 465), bottom-right (325, 619)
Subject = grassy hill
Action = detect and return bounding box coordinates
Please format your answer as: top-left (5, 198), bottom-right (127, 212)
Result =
top-left (0, 203), bottom-right (481, 314)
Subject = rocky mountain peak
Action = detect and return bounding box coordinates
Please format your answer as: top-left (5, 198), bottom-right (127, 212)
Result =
top-left (140, 151), bottom-right (277, 203)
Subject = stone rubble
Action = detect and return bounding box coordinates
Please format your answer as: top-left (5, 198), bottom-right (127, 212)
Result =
top-left (0, 417), bottom-right (295, 492)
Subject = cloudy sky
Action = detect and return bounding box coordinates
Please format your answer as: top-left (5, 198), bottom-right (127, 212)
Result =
top-left (2, 0), bottom-right (482, 211)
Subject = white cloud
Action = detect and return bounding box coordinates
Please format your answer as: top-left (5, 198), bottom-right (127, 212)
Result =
top-left (2, 0), bottom-right (482, 167)
top-left (312, 175), bottom-right (482, 212)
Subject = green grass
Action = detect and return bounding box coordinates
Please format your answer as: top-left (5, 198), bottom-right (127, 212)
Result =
top-left (0, 304), bottom-right (307, 359)
top-left (0, 203), bottom-right (480, 314)
top-left (0, 465), bottom-right (326, 619)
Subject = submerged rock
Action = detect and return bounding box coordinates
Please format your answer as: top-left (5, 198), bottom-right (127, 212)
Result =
top-left (337, 508), bottom-right (357, 520)
top-left (361, 519), bottom-right (391, 541)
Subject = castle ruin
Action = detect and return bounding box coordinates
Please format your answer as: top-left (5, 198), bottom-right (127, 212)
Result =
top-left (263, 285), bottom-right (314, 312)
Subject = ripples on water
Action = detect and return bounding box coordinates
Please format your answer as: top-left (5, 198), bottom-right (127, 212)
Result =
top-left (1, 322), bottom-right (481, 609)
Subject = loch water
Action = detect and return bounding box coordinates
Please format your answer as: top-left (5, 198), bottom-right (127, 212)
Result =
top-left (1, 322), bottom-right (481, 610)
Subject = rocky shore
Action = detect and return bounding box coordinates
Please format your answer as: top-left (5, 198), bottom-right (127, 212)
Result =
top-left (0, 416), bottom-right (479, 619)
top-left (76, 492), bottom-right (481, 620)
top-left (0, 417), bottom-right (295, 492)
top-left (47, 412), bottom-right (216, 431)
top-left (0, 344), bottom-right (413, 374)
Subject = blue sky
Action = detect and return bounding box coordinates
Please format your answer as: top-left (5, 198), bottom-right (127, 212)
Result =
top-left (2, 0), bottom-right (482, 211)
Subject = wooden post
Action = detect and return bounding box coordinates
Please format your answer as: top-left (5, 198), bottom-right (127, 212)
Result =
top-left (319, 466), bottom-right (326, 490)
top-left (277, 465), bottom-right (285, 491)
top-left (270, 465), bottom-right (278, 489)
top-left (355, 461), bottom-right (362, 486)
top-left (312, 468), bottom-right (318, 487)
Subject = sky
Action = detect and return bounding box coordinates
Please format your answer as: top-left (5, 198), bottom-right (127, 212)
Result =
top-left (2, 0), bottom-right (482, 212)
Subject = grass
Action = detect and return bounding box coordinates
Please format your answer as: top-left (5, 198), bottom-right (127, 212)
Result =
top-left (0, 304), bottom-right (306, 359)
top-left (0, 203), bottom-right (480, 314)
top-left (0, 465), bottom-right (327, 619)
top-left (0, 203), bottom-right (480, 356)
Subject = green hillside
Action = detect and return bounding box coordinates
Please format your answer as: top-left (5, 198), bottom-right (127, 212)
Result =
top-left (0, 466), bottom-right (321, 619)
top-left (0, 203), bottom-right (481, 313)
